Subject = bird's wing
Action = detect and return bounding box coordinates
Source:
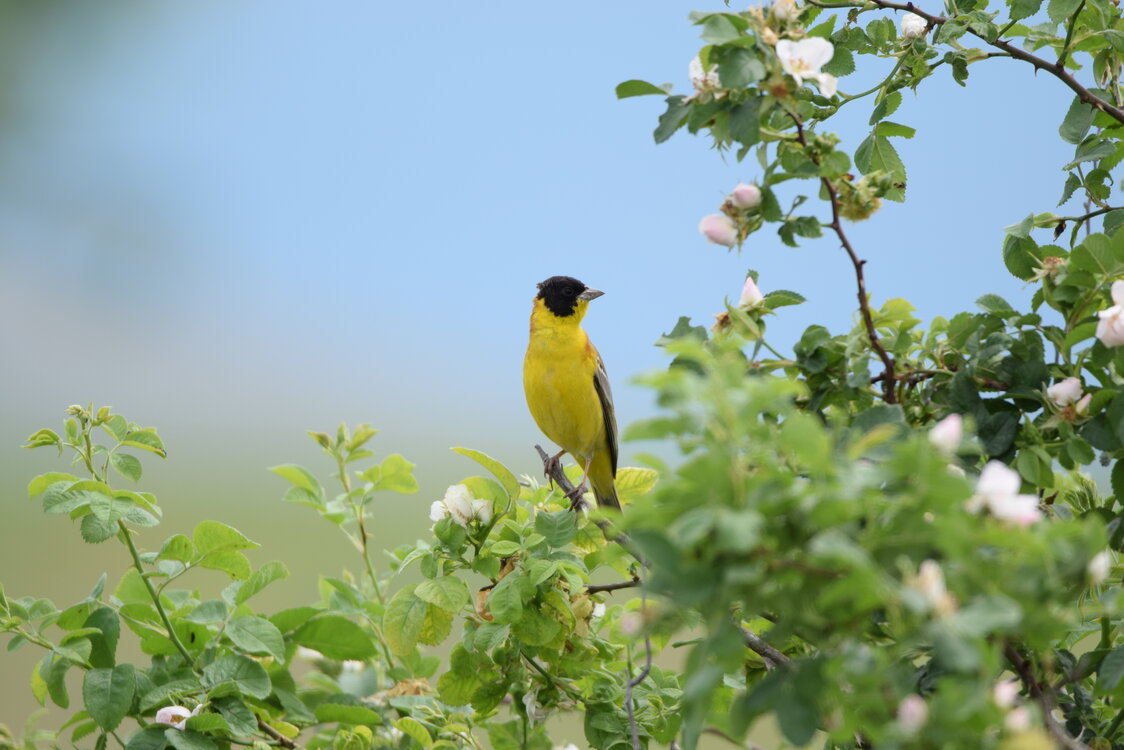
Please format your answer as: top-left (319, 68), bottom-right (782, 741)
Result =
top-left (592, 350), bottom-right (618, 475)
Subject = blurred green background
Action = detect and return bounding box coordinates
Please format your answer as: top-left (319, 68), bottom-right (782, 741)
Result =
top-left (0, 0), bottom-right (1081, 735)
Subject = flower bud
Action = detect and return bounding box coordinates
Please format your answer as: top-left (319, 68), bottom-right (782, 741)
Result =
top-left (897, 694), bottom-right (928, 733)
top-left (1047, 377), bottom-right (1083, 407)
top-left (698, 214), bottom-right (738, 247)
top-left (901, 12), bottom-right (927, 39)
top-left (993, 680), bottom-right (1020, 709)
top-left (688, 56), bottom-right (720, 92)
top-left (1076, 392), bottom-right (1092, 415)
top-left (1088, 550), bottom-right (1112, 584)
top-left (928, 414), bottom-right (962, 453)
top-left (730, 183), bottom-right (762, 209)
top-left (773, 0), bottom-right (799, 23)
top-left (155, 706), bottom-right (192, 729)
top-left (1096, 281), bottom-right (1124, 347)
top-left (739, 275), bottom-right (765, 308)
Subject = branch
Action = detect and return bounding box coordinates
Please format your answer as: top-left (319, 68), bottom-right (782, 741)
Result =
top-left (1004, 643), bottom-right (1092, 750)
top-left (736, 623), bottom-right (790, 670)
top-left (869, 0), bottom-right (1124, 125)
top-left (257, 718), bottom-right (299, 750)
top-left (587, 576), bottom-right (642, 594)
top-left (788, 114), bottom-right (898, 402)
top-left (626, 591), bottom-right (655, 750)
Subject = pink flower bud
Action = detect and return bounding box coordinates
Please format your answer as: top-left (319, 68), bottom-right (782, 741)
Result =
top-left (1076, 392), bottom-right (1092, 415)
top-left (993, 680), bottom-right (1019, 709)
top-left (928, 414), bottom-right (962, 453)
top-left (739, 275), bottom-right (764, 307)
top-left (698, 214), bottom-right (738, 247)
top-left (1097, 281), bottom-right (1124, 347)
top-left (730, 183), bottom-right (762, 209)
top-left (1046, 377), bottom-right (1082, 407)
top-left (897, 694), bottom-right (928, 733)
top-left (155, 706), bottom-right (192, 729)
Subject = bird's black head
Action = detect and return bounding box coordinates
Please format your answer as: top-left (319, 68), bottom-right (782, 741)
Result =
top-left (536, 276), bottom-right (603, 317)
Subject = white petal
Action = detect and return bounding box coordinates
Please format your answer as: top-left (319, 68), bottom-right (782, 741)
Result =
top-left (739, 275), bottom-right (764, 307)
top-left (976, 461), bottom-right (1021, 498)
top-left (472, 498), bottom-right (493, 524)
top-left (1112, 280), bottom-right (1124, 306)
top-left (811, 72), bottom-right (837, 97)
top-left (928, 414), bottom-right (962, 453)
top-left (429, 500), bottom-right (449, 523)
top-left (794, 37), bottom-right (835, 69)
top-left (988, 494), bottom-right (1043, 525)
top-left (155, 706), bottom-right (192, 728)
top-left (1047, 377), bottom-right (1082, 406)
top-left (775, 39), bottom-right (797, 68)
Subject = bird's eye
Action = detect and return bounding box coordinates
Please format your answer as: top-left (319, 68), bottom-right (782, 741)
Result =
top-left (563, 286), bottom-right (574, 296)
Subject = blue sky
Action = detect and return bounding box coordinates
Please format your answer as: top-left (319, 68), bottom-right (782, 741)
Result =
top-left (0, 0), bottom-right (1087, 726)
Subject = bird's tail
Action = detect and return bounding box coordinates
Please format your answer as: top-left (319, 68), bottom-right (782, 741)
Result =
top-left (589, 450), bottom-right (620, 510)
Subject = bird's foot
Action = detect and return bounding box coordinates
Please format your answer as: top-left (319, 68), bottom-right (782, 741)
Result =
top-left (544, 453), bottom-right (564, 482)
top-left (565, 482), bottom-right (589, 512)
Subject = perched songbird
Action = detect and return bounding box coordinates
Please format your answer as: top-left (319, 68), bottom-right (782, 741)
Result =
top-left (523, 276), bottom-right (619, 510)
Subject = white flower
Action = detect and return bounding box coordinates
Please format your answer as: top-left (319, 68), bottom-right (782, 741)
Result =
top-left (699, 214), bottom-right (738, 247)
top-left (1005, 706), bottom-right (1032, 733)
top-left (928, 414), bottom-right (962, 453)
top-left (730, 183), bottom-right (762, 209)
top-left (911, 560), bottom-right (957, 617)
top-left (432, 484), bottom-right (491, 528)
top-left (773, 0), bottom-right (800, 22)
top-left (155, 706), bottom-right (192, 728)
top-left (592, 603), bottom-right (606, 618)
top-left (897, 694), bottom-right (928, 733)
top-left (689, 56), bottom-right (720, 92)
top-left (619, 611), bottom-right (643, 636)
top-left (1088, 550), bottom-right (1112, 584)
top-left (993, 680), bottom-right (1020, 709)
top-left (553, 745), bottom-right (581, 750)
top-left (1096, 281), bottom-right (1124, 347)
top-left (968, 462), bottom-right (1043, 526)
top-left (775, 38), bottom-right (838, 96)
top-left (739, 275), bottom-right (765, 308)
top-left (1047, 377), bottom-right (1083, 407)
top-left (900, 12), bottom-right (927, 39)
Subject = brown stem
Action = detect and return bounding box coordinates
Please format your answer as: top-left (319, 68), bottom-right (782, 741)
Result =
top-left (257, 718), bottom-right (299, 750)
top-left (868, 0), bottom-right (1124, 125)
top-left (736, 622), bottom-right (790, 670)
top-left (1004, 642), bottom-right (1092, 750)
top-left (788, 114), bottom-right (898, 402)
top-left (587, 576), bottom-right (642, 594)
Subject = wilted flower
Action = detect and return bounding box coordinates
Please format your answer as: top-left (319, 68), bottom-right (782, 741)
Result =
top-left (699, 214), bottom-right (738, 247)
top-left (430, 484), bottom-right (492, 528)
top-left (993, 680), bottom-right (1020, 709)
top-left (929, 414), bottom-right (962, 453)
top-left (773, 0), bottom-right (800, 22)
top-left (910, 559), bottom-right (957, 617)
top-left (897, 694), bottom-right (928, 733)
top-left (592, 602), bottom-right (606, 618)
top-left (775, 38), bottom-right (837, 96)
top-left (689, 56), bottom-right (720, 93)
top-left (739, 275), bottom-right (765, 308)
top-left (1089, 550), bottom-right (1112, 584)
top-left (761, 26), bottom-right (779, 46)
top-left (1031, 255), bottom-right (1067, 282)
top-left (900, 12), bottom-right (927, 38)
top-left (1096, 280), bottom-right (1124, 347)
top-left (730, 183), bottom-right (762, 209)
top-left (967, 462), bottom-right (1043, 526)
top-left (1047, 377), bottom-right (1083, 407)
top-left (155, 706), bottom-right (192, 728)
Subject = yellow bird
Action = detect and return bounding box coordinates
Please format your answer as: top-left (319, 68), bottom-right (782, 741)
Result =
top-left (523, 276), bottom-right (619, 510)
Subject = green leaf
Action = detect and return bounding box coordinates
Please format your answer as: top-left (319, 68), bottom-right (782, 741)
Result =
top-left (314, 703), bottom-right (383, 725)
top-left (615, 80), bottom-right (669, 98)
top-left (85, 608), bottom-right (120, 669)
top-left (512, 610), bottom-right (561, 647)
top-left (489, 540), bottom-right (522, 556)
top-left (418, 604), bottom-right (454, 646)
top-left (110, 454), bottom-right (143, 482)
top-left (1063, 139), bottom-right (1116, 170)
top-left (371, 454), bottom-right (418, 494)
top-left (1112, 460), bottom-right (1124, 503)
top-left (83, 665), bottom-right (135, 731)
top-left (716, 48), bottom-right (765, 88)
top-left (184, 715), bottom-right (231, 734)
top-left (700, 14), bottom-right (742, 43)
top-left (535, 510), bottom-right (577, 548)
top-left (212, 697), bottom-right (257, 736)
top-left (1060, 96), bottom-right (1096, 144)
top-left (854, 135), bottom-right (906, 200)
top-left (158, 535), bottom-right (194, 563)
top-left (451, 447), bottom-right (520, 499)
top-left (201, 655), bottom-right (272, 700)
top-left (234, 561), bottom-right (289, 605)
top-left (197, 550), bottom-right (252, 580)
top-left (193, 521), bottom-right (258, 554)
top-left (976, 293), bottom-right (1016, 314)
top-left (164, 730), bottom-right (216, 750)
top-left (415, 577), bottom-right (470, 613)
top-left (1009, 0), bottom-right (1044, 19)
top-left (121, 428), bottom-right (166, 458)
top-left (28, 472), bottom-right (78, 498)
top-left (294, 615), bottom-right (378, 661)
top-left (268, 465), bottom-right (323, 498)
top-left (868, 91), bottom-right (902, 125)
top-left (394, 717), bottom-right (432, 748)
top-left (226, 616), bottom-right (286, 661)
top-left (24, 428), bottom-right (62, 451)
top-left (821, 45), bottom-right (854, 77)
top-left (1048, 0), bottom-right (1083, 24)
top-left (1100, 646), bottom-right (1124, 690)
top-left (488, 572), bottom-right (528, 625)
top-left (874, 121), bottom-right (916, 139)
top-left (728, 98), bottom-right (761, 147)
top-left (654, 96), bottom-right (690, 144)
top-left (763, 290), bottom-right (808, 310)
top-left (385, 586), bottom-right (430, 657)
top-left (125, 728), bottom-right (169, 750)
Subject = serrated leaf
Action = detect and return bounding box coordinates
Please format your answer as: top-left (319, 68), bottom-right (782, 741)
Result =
top-left (164, 729), bottom-right (216, 750)
top-left (268, 465), bottom-right (323, 498)
top-left (201, 655), bottom-right (271, 700)
top-left (868, 91), bottom-right (902, 125)
top-left (654, 96), bottom-right (690, 144)
top-left (121, 428), bottom-right (166, 457)
top-left (854, 135), bottom-right (906, 200)
top-left (488, 572), bottom-right (528, 625)
top-left (371, 454), bottom-right (418, 494)
top-left (193, 521), bottom-right (258, 554)
top-left (83, 665), bottom-right (135, 731)
top-left (763, 289), bottom-right (808, 309)
top-left (1060, 96), bottom-right (1095, 144)
top-left (1048, 0), bottom-right (1082, 24)
top-left (234, 561), bottom-right (289, 605)
top-left (125, 727), bottom-right (169, 750)
top-left (384, 586), bottom-right (428, 657)
top-left (415, 577), bottom-right (470, 613)
top-left (27, 472), bottom-right (78, 498)
top-left (293, 615), bottom-right (378, 661)
top-left (418, 604), bottom-right (454, 646)
top-left (226, 616), bottom-right (286, 661)
top-left (534, 511), bottom-right (577, 548)
top-left (874, 121), bottom-right (916, 138)
top-left (110, 454), bottom-right (143, 482)
top-left (1099, 646), bottom-right (1124, 689)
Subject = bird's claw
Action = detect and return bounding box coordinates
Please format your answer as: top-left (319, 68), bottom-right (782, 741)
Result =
top-left (544, 454), bottom-right (564, 481)
top-left (565, 482), bottom-right (589, 512)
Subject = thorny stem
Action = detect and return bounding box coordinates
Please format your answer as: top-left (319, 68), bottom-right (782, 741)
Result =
top-left (586, 576), bottom-right (641, 594)
top-left (626, 591), bottom-right (654, 750)
top-left (257, 718), bottom-right (299, 750)
top-left (523, 651), bottom-right (584, 702)
top-left (787, 112), bottom-right (898, 402)
top-left (736, 622), bottom-right (790, 669)
top-left (118, 520), bottom-right (196, 668)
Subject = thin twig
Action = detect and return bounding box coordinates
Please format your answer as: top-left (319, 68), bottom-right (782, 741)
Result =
top-left (736, 623), bottom-right (790, 670)
top-left (787, 113), bottom-right (898, 402)
top-left (257, 718), bottom-right (299, 750)
top-left (1004, 643), bottom-right (1092, 750)
top-left (864, 0), bottom-right (1124, 125)
top-left (535, 445), bottom-right (639, 556)
top-left (586, 576), bottom-right (642, 594)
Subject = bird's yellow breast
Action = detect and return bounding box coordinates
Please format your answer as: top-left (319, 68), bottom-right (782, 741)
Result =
top-left (523, 300), bottom-right (605, 462)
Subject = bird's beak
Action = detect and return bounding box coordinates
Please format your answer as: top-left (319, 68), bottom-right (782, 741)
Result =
top-left (579, 288), bottom-right (604, 301)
